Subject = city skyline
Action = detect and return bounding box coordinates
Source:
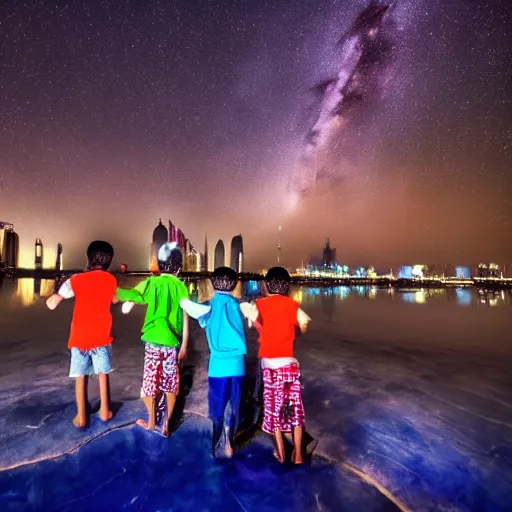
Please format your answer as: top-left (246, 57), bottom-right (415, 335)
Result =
top-left (1, 0), bottom-right (510, 270)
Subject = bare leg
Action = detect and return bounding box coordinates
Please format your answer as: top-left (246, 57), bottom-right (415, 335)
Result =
top-left (73, 376), bottom-right (87, 427)
top-left (273, 430), bottom-right (285, 463)
top-left (137, 396), bottom-right (156, 430)
top-left (162, 392), bottom-right (177, 437)
top-left (98, 373), bottom-right (113, 422)
top-left (224, 426), bottom-right (233, 458)
top-left (292, 425), bottom-right (303, 464)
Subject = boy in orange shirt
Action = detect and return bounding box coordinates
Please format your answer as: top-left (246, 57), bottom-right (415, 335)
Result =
top-left (46, 241), bottom-right (118, 427)
top-left (241, 267), bottom-right (310, 464)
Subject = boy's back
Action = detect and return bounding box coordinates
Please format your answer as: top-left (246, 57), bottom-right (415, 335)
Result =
top-left (201, 293), bottom-right (246, 354)
top-left (60, 270), bottom-right (117, 350)
top-left (255, 294), bottom-right (299, 358)
top-left (118, 274), bottom-right (189, 346)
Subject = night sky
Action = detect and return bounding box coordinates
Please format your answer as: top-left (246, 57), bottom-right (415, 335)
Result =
top-left (1, 0), bottom-right (510, 271)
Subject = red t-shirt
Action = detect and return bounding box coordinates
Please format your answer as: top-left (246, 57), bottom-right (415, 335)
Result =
top-left (255, 295), bottom-right (300, 358)
top-left (60, 270), bottom-right (117, 350)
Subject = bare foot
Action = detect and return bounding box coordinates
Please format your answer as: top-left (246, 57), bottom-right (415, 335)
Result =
top-left (273, 450), bottom-right (285, 464)
top-left (291, 449), bottom-right (303, 465)
top-left (73, 415), bottom-right (86, 428)
top-left (136, 419), bottom-right (150, 429)
top-left (225, 440), bottom-right (234, 459)
top-left (161, 417), bottom-right (171, 437)
top-left (99, 410), bottom-right (113, 422)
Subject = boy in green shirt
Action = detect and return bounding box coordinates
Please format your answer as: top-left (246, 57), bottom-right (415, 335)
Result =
top-left (117, 251), bottom-right (189, 436)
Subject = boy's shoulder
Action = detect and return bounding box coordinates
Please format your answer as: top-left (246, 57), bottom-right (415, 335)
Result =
top-left (71, 270), bottom-right (116, 286)
top-left (157, 274), bottom-right (188, 293)
top-left (257, 294), bottom-right (296, 306)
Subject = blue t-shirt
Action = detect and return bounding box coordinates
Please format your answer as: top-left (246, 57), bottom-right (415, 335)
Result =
top-left (198, 292), bottom-right (247, 378)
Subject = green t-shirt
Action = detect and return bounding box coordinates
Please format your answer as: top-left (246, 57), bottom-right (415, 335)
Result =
top-left (117, 275), bottom-right (189, 347)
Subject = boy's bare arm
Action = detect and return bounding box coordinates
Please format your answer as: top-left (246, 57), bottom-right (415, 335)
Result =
top-left (46, 294), bottom-right (64, 310)
top-left (178, 312), bottom-right (189, 362)
top-left (298, 308), bottom-right (311, 334)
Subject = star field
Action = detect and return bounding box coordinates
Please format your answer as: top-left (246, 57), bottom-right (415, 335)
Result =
top-left (0, 0), bottom-right (510, 270)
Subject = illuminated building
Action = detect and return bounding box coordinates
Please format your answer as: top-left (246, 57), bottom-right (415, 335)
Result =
top-left (412, 265), bottom-right (426, 279)
top-left (35, 239), bottom-right (43, 270)
top-left (230, 234), bottom-right (243, 273)
top-left (151, 219), bottom-right (169, 264)
top-left (0, 222), bottom-right (19, 269)
top-left (455, 266), bottom-right (471, 279)
top-left (477, 263), bottom-right (502, 279)
top-left (399, 265), bottom-right (413, 279)
top-left (322, 238), bottom-right (337, 267)
top-left (203, 233), bottom-right (208, 272)
top-left (214, 240), bottom-right (225, 269)
top-left (55, 243), bottom-right (63, 271)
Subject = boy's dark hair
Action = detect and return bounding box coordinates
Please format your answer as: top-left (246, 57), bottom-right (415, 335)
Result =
top-left (212, 267), bottom-right (238, 292)
top-left (159, 247), bottom-right (183, 275)
top-left (87, 241), bottom-right (114, 270)
top-left (265, 267), bottom-right (291, 295)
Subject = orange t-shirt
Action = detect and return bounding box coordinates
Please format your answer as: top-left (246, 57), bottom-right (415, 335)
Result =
top-left (255, 295), bottom-right (300, 359)
top-left (59, 270), bottom-right (117, 350)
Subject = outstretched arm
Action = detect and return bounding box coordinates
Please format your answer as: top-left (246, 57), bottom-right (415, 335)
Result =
top-left (178, 312), bottom-right (189, 363)
top-left (297, 308), bottom-right (311, 334)
top-left (116, 279), bottom-right (149, 304)
top-left (46, 279), bottom-right (74, 310)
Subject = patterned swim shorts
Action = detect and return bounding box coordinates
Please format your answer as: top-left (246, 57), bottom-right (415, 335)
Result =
top-left (141, 344), bottom-right (180, 397)
top-left (262, 363), bottom-right (305, 435)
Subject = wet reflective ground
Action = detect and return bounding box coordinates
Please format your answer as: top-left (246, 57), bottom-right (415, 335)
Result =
top-left (0, 279), bottom-right (511, 511)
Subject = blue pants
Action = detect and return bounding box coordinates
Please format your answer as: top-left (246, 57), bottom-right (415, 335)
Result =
top-left (208, 376), bottom-right (243, 452)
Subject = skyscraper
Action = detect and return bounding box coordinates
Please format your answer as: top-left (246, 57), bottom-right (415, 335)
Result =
top-left (322, 238), bottom-right (336, 267)
top-left (203, 233), bottom-right (208, 272)
top-left (35, 239), bottom-right (43, 270)
top-left (55, 243), bottom-right (63, 271)
top-left (151, 219), bottom-right (168, 264)
top-left (0, 221), bottom-right (18, 269)
top-left (6, 231), bottom-right (19, 269)
top-left (214, 239), bottom-right (225, 269)
top-left (230, 234), bottom-right (243, 273)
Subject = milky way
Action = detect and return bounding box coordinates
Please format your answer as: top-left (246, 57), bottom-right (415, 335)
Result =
top-left (0, 0), bottom-right (510, 270)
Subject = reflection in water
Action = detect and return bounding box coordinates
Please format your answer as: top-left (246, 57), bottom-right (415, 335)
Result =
top-left (456, 288), bottom-right (472, 306)
top-left (15, 279), bottom-right (55, 306)
top-left (291, 284), bottom-right (511, 311)
top-left (478, 289), bottom-right (504, 308)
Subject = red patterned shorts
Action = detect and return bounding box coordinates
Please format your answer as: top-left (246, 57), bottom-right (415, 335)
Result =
top-left (141, 344), bottom-right (180, 397)
top-left (262, 363), bottom-right (305, 435)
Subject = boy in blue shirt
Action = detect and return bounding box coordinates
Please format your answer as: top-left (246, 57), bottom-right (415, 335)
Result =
top-left (181, 267), bottom-right (246, 458)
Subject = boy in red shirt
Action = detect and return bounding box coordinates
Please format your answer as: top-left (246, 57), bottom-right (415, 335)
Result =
top-left (46, 241), bottom-right (117, 428)
top-left (242, 267), bottom-right (310, 464)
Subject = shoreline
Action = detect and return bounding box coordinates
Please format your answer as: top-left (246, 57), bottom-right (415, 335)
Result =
top-left (2, 269), bottom-right (512, 290)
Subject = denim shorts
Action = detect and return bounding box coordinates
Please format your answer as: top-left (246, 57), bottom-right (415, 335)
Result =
top-left (69, 345), bottom-right (113, 378)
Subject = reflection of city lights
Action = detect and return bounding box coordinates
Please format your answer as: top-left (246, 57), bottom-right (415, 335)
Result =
top-left (292, 289), bottom-right (304, 303)
top-left (369, 286), bottom-right (377, 299)
top-left (455, 288), bottom-right (472, 306)
top-left (40, 279), bottom-right (55, 297)
top-left (415, 290), bottom-right (426, 304)
top-left (17, 279), bottom-right (36, 306)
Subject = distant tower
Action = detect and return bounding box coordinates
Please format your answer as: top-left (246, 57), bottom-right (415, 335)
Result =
top-left (203, 233), bottom-right (209, 272)
top-left (5, 230), bottom-right (18, 269)
top-left (214, 240), bottom-right (225, 269)
top-left (55, 243), bottom-right (63, 271)
top-left (277, 226), bottom-right (282, 264)
top-left (151, 219), bottom-right (169, 264)
top-left (35, 239), bottom-right (43, 270)
top-left (0, 221), bottom-right (17, 268)
top-left (322, 238), bottom-right (336, 267)
top-left (230, 234), bottom-right (244, 273)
